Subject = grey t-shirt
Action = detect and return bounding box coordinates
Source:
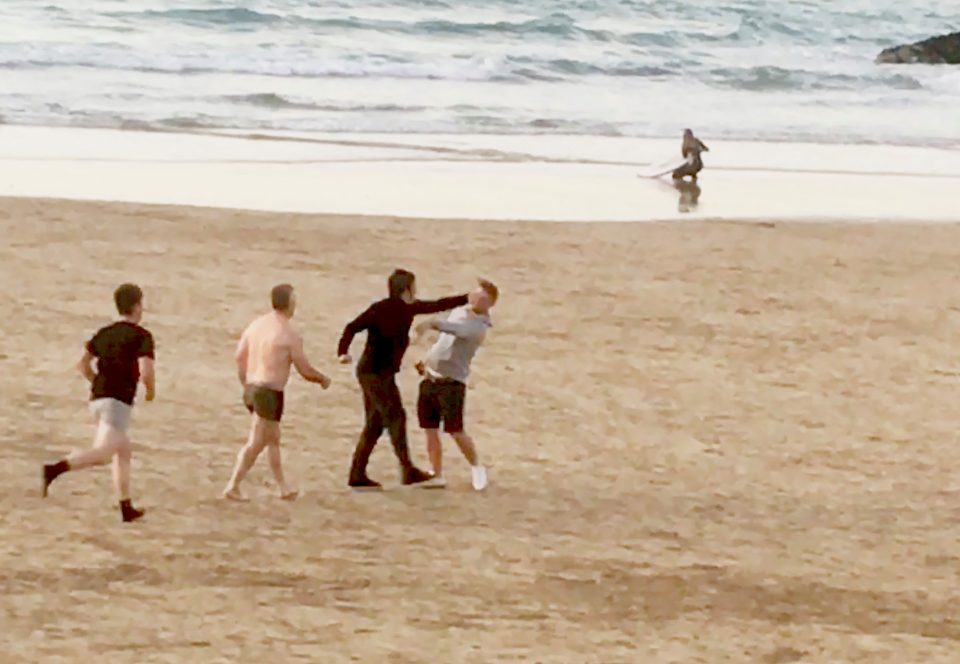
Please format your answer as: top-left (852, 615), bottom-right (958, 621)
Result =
top-left (424, 306), bottom-right (491, 383)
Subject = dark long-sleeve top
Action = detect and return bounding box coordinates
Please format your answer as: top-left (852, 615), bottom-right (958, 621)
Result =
top-left (337, 294), bottom-right (468, 376)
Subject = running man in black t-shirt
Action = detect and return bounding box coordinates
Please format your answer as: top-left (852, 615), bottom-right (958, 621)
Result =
top-left (42, 283), bottom-right (156, 523)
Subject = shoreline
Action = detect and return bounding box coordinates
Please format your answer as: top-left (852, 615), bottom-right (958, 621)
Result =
top-left (3, 195), bottom-right (954, 229)
top-left (5, 118), bottom-right (959, 151)
top-left (1, 124), bottom-right (957, 223)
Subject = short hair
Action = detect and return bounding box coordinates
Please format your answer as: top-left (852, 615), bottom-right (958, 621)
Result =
top-left (388, 269), bottom-right (416, 299)
top-left (114, 283), bottom-right (143, 316)
top-left (271, 283), bottom-right (294, 311)
top-left (478, 278), bottom-right (499, 304)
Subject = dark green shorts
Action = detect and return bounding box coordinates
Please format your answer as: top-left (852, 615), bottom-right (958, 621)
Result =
top-left (243, 384), bottom-right (284, 422)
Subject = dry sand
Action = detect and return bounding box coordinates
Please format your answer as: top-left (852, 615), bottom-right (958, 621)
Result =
top-left (1, 197), bottom-right (959, 663)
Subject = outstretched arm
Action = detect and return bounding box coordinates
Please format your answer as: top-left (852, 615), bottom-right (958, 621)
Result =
top-left (410, 294), bottom-right (468, 316)
top-left (292, 333), bottom-right (331, 388)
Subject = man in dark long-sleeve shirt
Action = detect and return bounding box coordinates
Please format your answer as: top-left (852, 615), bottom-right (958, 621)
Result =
top-left (338, 269), bottom-right (467, 489)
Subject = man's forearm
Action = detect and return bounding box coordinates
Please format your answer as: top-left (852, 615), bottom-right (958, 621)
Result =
top-left (77, 362), bottom-right (95, 383)
top-left (412, 294), bottom-right (468, 316)
top-left (338, 306), bottom-right (376, 356)
top-left (336, 329), bottom-right (355, 357)
top-left (303, 365), bottom-right (329, 385)
top-left (142, 370), bottom-right (156, 396)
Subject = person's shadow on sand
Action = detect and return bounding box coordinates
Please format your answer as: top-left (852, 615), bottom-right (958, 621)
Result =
top-left (674, 179), bottom-right (702, 213)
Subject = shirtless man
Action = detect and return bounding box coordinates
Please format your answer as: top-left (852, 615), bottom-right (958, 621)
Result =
top-left (222, 283), bottom-right (330, 501)
top-left (42, 283), bottom-right (154, 523)
top-left (672, 128), bottom-right (709, 182)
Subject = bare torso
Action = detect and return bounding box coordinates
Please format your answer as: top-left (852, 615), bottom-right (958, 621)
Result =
top-left (240, 312), bottom-right (299, 391)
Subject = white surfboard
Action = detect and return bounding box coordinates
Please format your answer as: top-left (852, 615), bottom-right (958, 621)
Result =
top-left (637, 155), bottom-right (692, 179)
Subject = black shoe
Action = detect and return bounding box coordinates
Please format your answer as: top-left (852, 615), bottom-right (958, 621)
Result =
top-left (120, 500), bottom-right (145, 523)
top-left (349, 477), bottom-right (383, 491)
top-left (122, 507), bottom-right (145, 523)
top-left (402, 467), bottom-right (433, 486)
top-left (42, 461), bottom-right (68, 498)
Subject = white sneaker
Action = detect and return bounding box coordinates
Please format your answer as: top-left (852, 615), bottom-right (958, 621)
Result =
top-left (471, 465), bottom-right (488, 491)
top-left (420, 474), bottom-right (447, 489)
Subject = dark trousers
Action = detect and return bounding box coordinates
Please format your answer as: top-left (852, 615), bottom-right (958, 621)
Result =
top-left (349, 372), bottom-right (414, 481)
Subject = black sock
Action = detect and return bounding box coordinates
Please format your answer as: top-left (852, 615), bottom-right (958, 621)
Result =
top-left (43, 460), bottom-right (70, 497)
top-left (47, 459), bottom-right (70, 479)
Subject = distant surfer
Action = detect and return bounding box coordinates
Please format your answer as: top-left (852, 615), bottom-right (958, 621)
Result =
top-left (672, 129), bottom-right (709, 182)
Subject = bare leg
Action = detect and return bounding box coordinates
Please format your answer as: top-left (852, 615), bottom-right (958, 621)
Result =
top-left (453, 431), bottom-right (487, 491)
top-left (111, 438), bottom-right (132, 501)
top-left (425, 429), bottom-right (443, 476)
top-left (451, 431), bottom-right (479, 466)
top-left (46, 418), bottom-right (123, 497)
top-left (223, 415), bottom-right (267, 500)
top-left (264, 423), bottom-right (297, 499)
top-left (67, 419), bottom-right (122, 470)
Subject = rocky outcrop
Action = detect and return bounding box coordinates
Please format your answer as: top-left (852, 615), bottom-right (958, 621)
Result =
top-left (876, 31), bottom-right (960, 64)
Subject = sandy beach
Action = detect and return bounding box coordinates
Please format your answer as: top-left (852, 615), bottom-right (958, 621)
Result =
top-left (1, 195), bottom-right (959, 662)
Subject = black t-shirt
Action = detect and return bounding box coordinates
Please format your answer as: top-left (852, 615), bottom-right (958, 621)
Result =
top-left (86, 321), bottom-right (155, 406)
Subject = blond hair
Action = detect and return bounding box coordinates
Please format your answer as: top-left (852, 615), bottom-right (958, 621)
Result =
top-left (478, 278), bottom-right (499, 304)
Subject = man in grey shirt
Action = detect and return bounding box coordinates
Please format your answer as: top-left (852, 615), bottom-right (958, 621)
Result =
top-left (414, 278), bottom-right (498, 490)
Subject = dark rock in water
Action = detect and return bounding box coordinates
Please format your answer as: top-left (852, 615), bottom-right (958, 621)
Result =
top-left (876, 31), bottom-right (960, 64)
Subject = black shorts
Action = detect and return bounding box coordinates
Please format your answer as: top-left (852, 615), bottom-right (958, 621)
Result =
top-left (417, 378), bottom-right (466, 434)
top-left (244, 385), bottom-right (284, 422)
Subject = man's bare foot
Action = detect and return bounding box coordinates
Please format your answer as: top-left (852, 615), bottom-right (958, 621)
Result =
top-left (280, 488), bottom-right (299, 501)
top-left (222, 486), bottom-right (249, 502)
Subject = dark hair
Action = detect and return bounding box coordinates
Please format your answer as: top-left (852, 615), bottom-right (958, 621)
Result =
top-left (271, 283), bottom-right (295, 311)
top-left (114, 283), bottom-right (143, 316)
top-left (388, 269), bottom-right (416, 299)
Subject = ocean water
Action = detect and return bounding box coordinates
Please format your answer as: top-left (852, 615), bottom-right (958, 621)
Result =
top-left (0, 1), bottom-right (957, 146)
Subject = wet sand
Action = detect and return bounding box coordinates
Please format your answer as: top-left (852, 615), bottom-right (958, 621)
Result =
top-left (1, 125), bottom-right (958, 221)
top-left (1, 197), bottom-right (959, 662)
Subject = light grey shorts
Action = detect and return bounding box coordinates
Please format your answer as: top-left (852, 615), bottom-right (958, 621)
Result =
top-left (89, 398), bottom-right (132, 433)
